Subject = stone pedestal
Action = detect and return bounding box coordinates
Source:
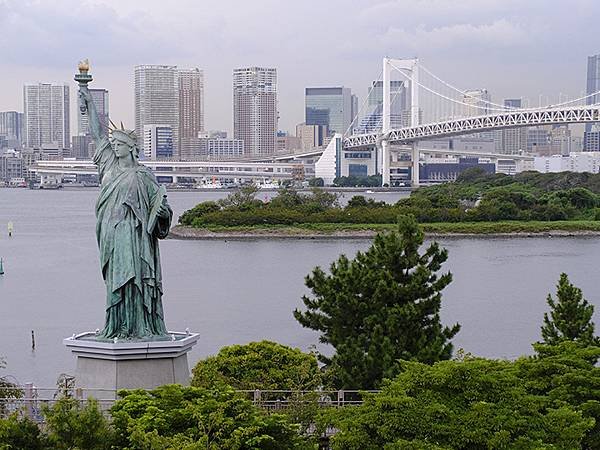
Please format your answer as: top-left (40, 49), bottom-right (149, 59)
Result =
top-left (64, 331), bottom-right (199, 399)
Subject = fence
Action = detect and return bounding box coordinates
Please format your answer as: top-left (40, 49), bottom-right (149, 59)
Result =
top-left (0, 384), bottom-right (379, 421)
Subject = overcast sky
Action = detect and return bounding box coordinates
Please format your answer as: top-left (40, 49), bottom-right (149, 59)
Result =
top-left (1, 0), bottom-right (598, 135)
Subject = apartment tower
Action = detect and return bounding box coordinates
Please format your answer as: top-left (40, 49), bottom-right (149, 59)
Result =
top-left (233, 67), bottom-right (277, 157)
top-left (23, 83), bottom-right (70, 150)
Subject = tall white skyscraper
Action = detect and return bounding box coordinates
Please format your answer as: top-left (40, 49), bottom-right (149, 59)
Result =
top-left (135, 65), bottom-right (205, 159)
top-left (233, 67), bottom-right (277, 157)
top-left (78, 88), bottom-right (109, 136)
top-left (135, 65), bottom-right (179, 156)
top-left (23, 83), bottom-right (70, 150)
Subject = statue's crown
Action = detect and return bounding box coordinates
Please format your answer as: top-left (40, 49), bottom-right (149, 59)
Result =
top-left (109, 119), bottom-right (136, 144)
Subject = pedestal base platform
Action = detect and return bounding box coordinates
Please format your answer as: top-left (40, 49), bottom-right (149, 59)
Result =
top-left (64, 331), bottom-right (199, 399)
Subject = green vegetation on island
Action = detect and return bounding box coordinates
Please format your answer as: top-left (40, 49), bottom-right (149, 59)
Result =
top-left (178, 169), bottom-right (600, 235)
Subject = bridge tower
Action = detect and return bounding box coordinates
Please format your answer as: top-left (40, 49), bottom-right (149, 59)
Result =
top-left (382, 57), bottom-right (419, 186)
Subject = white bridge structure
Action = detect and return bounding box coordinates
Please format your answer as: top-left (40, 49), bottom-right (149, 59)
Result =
top-left (343, 58), bottom-right (600, 186)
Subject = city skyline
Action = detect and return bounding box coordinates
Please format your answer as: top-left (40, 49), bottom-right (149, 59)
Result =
top-left (1, 0), bottom-right (599, 136)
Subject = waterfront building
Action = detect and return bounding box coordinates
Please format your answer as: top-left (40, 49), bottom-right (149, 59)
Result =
top-left (305, 87), bottom-right (354, 136)
top-left (78, 88), bottom-right (109, 136)
top-left (527, 127), bottom-right (551, 154)
top-left (233, 67), bottom-right (277, 157)
top-left (0, 149), bottom-right (24, 182)
top-left (0, 111), bottom-right (24, 147)
top-left (534, 152), bottom-right (600, 173)
top-left (178, 68), bottom-right (204, 160)
top-left (135, 65), bottom-right (179, 157)
top-left (143, 124), bottom-right (174, 159)
top-left (179, 135), bottom-right (244, 159)
top-left (296, 123), bottom-right (327, 150)
top-left (23, 83), bottom-right (70, 151)
top-left (276, 134), bottom-right (302, 154)
top-left (202, 137), bottom-right (244, 159)
top-left (71, 135), bottom-right (93, 159)
top-left (586, 53), bottom-right (600, 134)
top-left (499, 99), bottom-right (527, 154)
top-left (584, 131), bottom-right (600, 152)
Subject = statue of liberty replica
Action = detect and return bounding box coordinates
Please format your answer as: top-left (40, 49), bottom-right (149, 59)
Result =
top-left (65, 61), bottom-right (196, 395)
top-left (77, 60), bottom-right (172, 340)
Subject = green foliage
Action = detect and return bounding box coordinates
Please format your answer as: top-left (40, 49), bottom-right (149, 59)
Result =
top-left (346, 196), bottom-right (386, 209)
top-left (217, 184), bottom-right (261, 210)
top-left (191, 340), bottom-right (321, 390)
top-left (43, 397), bottom-right (114, 450)
top-left (0, 358), bottom-right (22, 417)
top-left (294, 216), bottom-right (459, 389)
top-left (110, 384), bottom-right (307, 449)
top-left (0, 414), bottom-right (48, 450)
top-left (179, 201), bottom-right (220, 225)
top-left (327, 354), bottom-right (595, 449)
top-left (333, 175), bottom-right (382, 187)
top-left (541, 273), bottom-right (600, 347)
top-left (308, 177), bottom-right (324, 187)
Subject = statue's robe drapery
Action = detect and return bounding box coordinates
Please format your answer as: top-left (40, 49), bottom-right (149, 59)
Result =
top-left (93, 137), bottom-right (171, 339)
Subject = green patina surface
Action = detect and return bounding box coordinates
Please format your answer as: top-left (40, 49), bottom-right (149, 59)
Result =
top-left (78, 65), bottom-right (172, 340)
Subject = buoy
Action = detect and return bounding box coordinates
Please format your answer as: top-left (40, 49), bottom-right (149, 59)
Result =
top-left (0, 258), bottom-right (4, 275)
top-left (31, 330), bottom-right (35, 350)
top-left (7, 222), bottom-right (13, 237)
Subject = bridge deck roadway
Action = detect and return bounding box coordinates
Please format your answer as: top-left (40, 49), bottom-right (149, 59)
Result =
top-left (344, 105), bottom-right (600, 149)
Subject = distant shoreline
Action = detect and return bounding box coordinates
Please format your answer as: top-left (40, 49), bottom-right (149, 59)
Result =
top-left (169, 225), bottom-right (600, 240)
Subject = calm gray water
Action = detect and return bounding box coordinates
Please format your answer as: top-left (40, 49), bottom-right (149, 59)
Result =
top-left (0, 188), bottom-right (599, 387)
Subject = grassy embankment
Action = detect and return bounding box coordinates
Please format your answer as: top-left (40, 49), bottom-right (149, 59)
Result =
top-left (187, 220), bottom-right (600, 235)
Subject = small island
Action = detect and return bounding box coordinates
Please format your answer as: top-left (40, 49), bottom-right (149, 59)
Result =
top-left (172, 168), bottom-right (600, 239)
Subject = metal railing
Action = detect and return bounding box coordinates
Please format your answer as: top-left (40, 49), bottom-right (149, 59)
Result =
top-left (0, 385), bottom-right (379, 421)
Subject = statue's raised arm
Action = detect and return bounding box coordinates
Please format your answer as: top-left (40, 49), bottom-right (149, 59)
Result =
top-left (75, 60), bottom-right (115, 182)
top-left (76, 60), bottom-right (104, 146)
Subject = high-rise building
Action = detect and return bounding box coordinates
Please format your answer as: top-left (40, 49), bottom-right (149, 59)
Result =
top-left (233, 67), bottom-right (277, 157)
top-left (78, 88), bottom-right (109, 136)
top-left (499, 99), bottom-right (527, 154)
top-left (0, 111), bottom-right (24, 146)
top-left (527, 127), bottom-right (551, 154)
top-left (71, 135), bottom-right (94, 160)
top-left (135, 65), bottom-right (179, 156)
top-left (178, 68), bottom-right (204, 160)
top-left (143, 124), bottom-right (174, 159)
top-left (296, 123), bottom-right (327, 149)
top-left (586, 54), bottom-right (600, 134)
top-left (355, 80), bottom-right (407, 134)
top-left (305, 87), bottom-right (353, 136)
top-left (23, 83), bottom-right (70, 150)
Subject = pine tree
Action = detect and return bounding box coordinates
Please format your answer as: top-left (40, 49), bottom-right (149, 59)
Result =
top-left (541, 273), bottom-right (600, 346)
top-left (293, 215), bottom-right (460, 389)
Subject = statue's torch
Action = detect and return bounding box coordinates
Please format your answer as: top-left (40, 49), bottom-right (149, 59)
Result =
top-left (75, 59), bottom-right (93, 114)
